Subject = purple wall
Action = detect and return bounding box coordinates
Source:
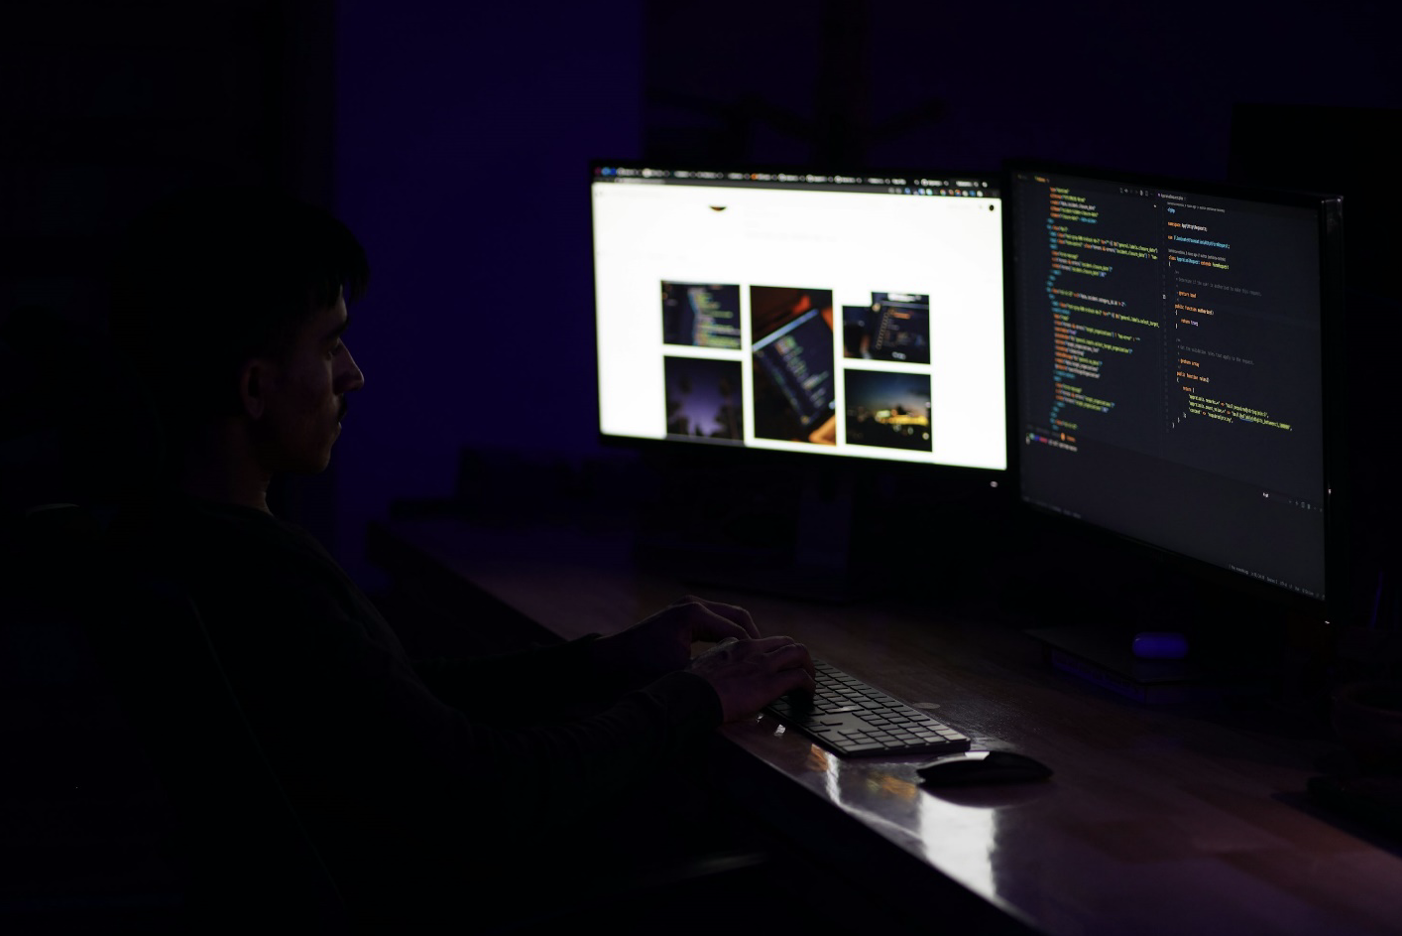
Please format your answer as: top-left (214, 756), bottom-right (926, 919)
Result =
top-left (334, 4), bottom-right (643, 586)
top-left (858, 1), bottom-right (1395, 179)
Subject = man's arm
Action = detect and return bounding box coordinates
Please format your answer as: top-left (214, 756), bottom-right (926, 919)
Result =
top-left (410, 595), bottom-right (815, 718)
top-left (212, 585), bottom-right (808, 851)
top-left (410, 635), bottom-right (610, 721)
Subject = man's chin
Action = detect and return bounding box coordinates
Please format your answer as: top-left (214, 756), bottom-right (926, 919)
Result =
top-left (292, 444), bottom-right (336, 475)
top-left (314, 422), bottom-right (343, 469)
top-left (285, 459), bottom-right (333, 475)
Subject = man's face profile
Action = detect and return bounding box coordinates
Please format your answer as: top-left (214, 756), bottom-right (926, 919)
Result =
top-left (248, 291), bottom-right (364, 474)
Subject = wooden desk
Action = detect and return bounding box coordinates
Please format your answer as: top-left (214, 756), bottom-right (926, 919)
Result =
top-left (370, 518), bottom-right (1402, 936)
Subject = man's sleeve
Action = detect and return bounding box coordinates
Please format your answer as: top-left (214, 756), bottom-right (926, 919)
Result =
top-left (207, 582), bottom-right (724, 849)
top-left (409, 636), bottom-right (616, 717)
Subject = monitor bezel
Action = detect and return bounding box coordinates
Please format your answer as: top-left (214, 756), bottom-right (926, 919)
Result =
top-left (1003, 159), bottom-right (1347, 620)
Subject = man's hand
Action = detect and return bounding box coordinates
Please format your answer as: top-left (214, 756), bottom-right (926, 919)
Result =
top-left (686, 636), bottom-right (816, 723)
top-left (593, 595), bottom-right (762, 686)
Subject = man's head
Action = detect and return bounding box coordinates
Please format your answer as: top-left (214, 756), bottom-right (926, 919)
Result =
top-left (109, 186), bottom-right (369, 480)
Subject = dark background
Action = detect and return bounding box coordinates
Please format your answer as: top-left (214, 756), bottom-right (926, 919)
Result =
top-left (1, 0), bottom-right (1395, 588)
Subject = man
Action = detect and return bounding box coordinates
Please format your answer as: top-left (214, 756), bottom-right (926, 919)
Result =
top-left (105, 186), bottom-right (815, 928)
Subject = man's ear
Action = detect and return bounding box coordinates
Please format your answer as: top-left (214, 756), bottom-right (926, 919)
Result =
top-left (238, 357), bottom-right (272, 420)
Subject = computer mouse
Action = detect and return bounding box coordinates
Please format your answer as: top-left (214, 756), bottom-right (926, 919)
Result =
top-left (917, 750), bottom-right (1052, 786)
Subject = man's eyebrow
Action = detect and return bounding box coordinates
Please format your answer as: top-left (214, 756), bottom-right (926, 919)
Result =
top-left (324, 313), bottom-right (351, 342)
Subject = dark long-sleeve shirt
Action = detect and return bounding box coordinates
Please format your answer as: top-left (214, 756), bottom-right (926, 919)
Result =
top-left (104, 494), bottom-right (723, 904)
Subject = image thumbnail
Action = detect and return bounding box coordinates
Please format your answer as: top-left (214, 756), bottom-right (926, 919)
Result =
top-left (750, 285), bottom-right (836, 444)
top-left (842, 292), bottom-right (930, 364)
top-left (665, 356), bottom-right (744, 443)
top-left (662, 281), bottom-right (742, 349)
top-left (844, 369), bottom-right (932, 452)
top-left (751, 285), bottom-right (833, 344)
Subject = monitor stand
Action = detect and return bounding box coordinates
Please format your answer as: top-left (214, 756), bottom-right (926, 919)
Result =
top-left (633, 455), bottom-right (860, 604)
top-left (1010, 516), bottom-right (1285, 703)
top-left (1025, 624), bottom-right (1256, 704)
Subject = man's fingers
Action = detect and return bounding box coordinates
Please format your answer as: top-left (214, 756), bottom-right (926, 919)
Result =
top-left (766, 640), bottom-right (814, 675)
top-left (739, 636), bottom-right (815, 678)
top-left (748, 635), bottom-right (800, 654)
top-left (677, 595), bottom-right (761, 639)
top-left (698, 613), bottom-right (749, 644)
top-left (709, 601), bottom-right (761, 639)
top-left (775, 664), bottom-right (816, 696)
top-left (686, 632), bottom-right (818, 721)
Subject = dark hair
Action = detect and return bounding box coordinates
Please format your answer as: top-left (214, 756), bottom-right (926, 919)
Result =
top-left (108, 185), bottom-right (369, 450)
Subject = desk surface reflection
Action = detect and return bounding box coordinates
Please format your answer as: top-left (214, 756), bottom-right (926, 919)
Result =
top-left (372, 519), bottom-right (1402, 936)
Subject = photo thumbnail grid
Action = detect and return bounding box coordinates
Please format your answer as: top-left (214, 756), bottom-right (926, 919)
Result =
top-left (661, 280), bottom-right (936, 451)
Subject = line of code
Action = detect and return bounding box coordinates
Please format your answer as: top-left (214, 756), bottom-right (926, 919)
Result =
top-left (1041, 187), bottom-right (1159, 450)
top-left (686, 285), bottom-right (742, 348)
top-left (1167, 264), bottom-right (1292, 433)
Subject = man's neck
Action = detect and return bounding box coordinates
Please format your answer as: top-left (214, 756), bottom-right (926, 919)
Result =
top-left (177, 424), bottom-right (273, 513)
top-left (178, 474), bottom-right (271, 514)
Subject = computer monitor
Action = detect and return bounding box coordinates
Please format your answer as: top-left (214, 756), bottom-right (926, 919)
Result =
top-left (590, 162), bottom-right (1007, 473)
top-left (1007, 163), bottom-right (1344, 617)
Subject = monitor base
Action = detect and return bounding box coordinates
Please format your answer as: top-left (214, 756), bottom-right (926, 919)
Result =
top-left (633, 533), bottom-right (861, 605)
top-left (1027, 624), bottom-right (1268, 704)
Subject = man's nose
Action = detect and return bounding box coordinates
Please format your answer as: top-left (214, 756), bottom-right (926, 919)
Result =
top-left (340, 346), bottom-right (365, 392)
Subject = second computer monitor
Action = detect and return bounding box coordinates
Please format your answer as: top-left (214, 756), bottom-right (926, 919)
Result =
top-left (1008, 163), bottom-right (1342, 604)
top-left (591, 163), bottom-right (1008, 472)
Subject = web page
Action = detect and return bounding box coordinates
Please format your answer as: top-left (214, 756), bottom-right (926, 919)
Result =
top-left (593, 178), bottom-right (1006, 470)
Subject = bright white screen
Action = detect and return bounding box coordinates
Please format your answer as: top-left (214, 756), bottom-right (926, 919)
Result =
top-left (593, 178), bottom-right (1007, 471)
